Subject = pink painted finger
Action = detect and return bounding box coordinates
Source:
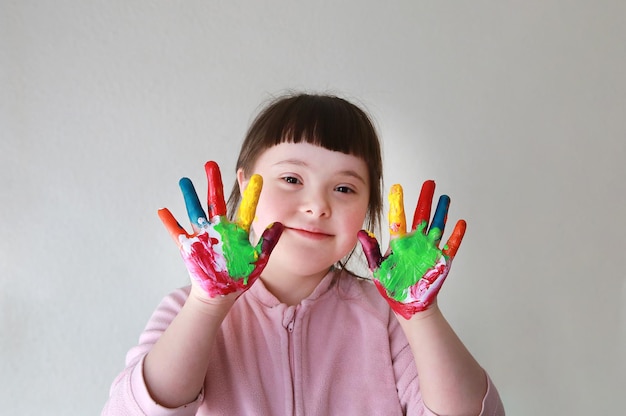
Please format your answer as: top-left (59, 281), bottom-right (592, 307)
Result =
top-left (411, 180), bottom-right (436, 232)
top-left (442, 219), bottom-right (467, 259)
top-left (204, 161), bottom-right (227, 219)
top-left (357, 230), bottom-right (383, 271)
top-left (388, 184), bottom-right (406, 238)
top-left (158, 208), bottom-right (191, 248)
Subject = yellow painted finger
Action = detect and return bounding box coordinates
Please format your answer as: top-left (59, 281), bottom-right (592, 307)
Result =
top-left (388, 184), bottom-right (406, 238)
top-left (236, 174), bottom-right (263, 232)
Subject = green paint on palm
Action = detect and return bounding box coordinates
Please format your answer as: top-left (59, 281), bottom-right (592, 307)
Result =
top-left (213, 220), bottom-right (258, 283)
top-left (375, 222), bottom-right (442, 301)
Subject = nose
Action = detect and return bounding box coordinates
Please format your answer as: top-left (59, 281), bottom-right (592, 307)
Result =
top-left (302, 190), bottom-right (331, 218)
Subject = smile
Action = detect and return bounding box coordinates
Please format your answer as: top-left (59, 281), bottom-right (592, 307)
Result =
top-left (286, 227), bottom-right (333, 240)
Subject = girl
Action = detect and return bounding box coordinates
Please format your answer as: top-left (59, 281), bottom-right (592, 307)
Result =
top-left (103, 93), bottom-right (504, 415)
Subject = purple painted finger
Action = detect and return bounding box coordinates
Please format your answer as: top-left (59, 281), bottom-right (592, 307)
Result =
top-left (357, 230), bottom-right (384, 271)
top-left (258, 222), bottom-right (284, 258)
top-left (249, 222), bottom-right (284, 282)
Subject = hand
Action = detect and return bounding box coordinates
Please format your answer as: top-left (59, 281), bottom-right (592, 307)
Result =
top-left (358, 180), bottom-right (466, 319)
top-left (158, 161), bottom-right (283, 298)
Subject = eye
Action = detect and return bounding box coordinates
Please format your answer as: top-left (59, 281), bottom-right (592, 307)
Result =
top-left (335, 185), bottom-right (355, 194)
top-left (282, 176), bottom-right (301, 185)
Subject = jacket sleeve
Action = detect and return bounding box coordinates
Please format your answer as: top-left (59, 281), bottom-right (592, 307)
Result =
top-left (101, 286), bottom-right (203, 416)
top-left (390, 312), bottom-right (505, 416)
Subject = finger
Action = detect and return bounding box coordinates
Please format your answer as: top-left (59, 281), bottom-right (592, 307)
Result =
top-left (388, 184), bottom-right (406, 238)
top-left (157, 208), bottom-right (190, 248)
top-left (442, 219), bottom-right (467, 259)
top-left (429, 194), bottom-right (450, 245)
top-left (204, 161), bottom-right (227, 219)
top-left (249, 222), bottom-right (284, 281)
top-left (411, 180), bottom-right (435, 233)
top-left (179, 177), bottom-right (208, 232)
top-left (258, 222), bottom-right (284, 258)
top-left (357, 230), bottom-right (384, 270)
top-left (236, 174), bottom-right (262, 232)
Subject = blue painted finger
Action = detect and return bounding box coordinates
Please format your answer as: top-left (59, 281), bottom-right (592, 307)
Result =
top-left (429, 194), bottom-right (450, 241)
top-left (179, 177), bottom-right (208, 230)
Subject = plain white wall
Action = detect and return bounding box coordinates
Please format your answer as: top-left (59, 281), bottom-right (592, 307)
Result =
top-left (1, 1), bottom-right (625, 415)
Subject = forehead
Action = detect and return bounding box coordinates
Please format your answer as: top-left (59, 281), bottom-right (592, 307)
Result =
top-left (254, 142), bottom-right (369, 183)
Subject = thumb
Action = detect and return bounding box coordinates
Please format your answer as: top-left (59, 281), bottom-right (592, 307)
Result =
top-left (249, 222), bottom-right (285, 281)
top-left (257, 222), bottom-right (284, 258)
top-left (357, 230), bottom-right (383, 271)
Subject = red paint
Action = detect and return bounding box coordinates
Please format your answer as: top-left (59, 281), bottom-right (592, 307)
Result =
top-left (184, 222), bottom-right (284, 296)
top-left (205, 161), bottom-right (227, 219)
top-left (411, 180), bottom-right (435, 232)
top-left (159, 162), bottom-right (285, 299)
top-left (183, 233), bottom-right (245, 297)
top-left (374, 280), bottom-right (430, 319)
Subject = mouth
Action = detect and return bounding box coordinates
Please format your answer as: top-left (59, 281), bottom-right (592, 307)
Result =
top-left (286, 226), bottom-right (333, 240)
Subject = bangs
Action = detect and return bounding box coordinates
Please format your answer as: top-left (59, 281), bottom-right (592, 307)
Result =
top-left (255, 95), bottom-right (378, 160)
top-left (230, 92), bottom-right (383, 240)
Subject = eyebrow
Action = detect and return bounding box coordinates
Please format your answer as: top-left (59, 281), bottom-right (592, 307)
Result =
top-left (273, 159), bottom-right (367, 184)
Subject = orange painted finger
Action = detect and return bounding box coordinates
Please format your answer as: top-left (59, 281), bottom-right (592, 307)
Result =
top-left (388, 184), bottom-right (406, 238)
top-left (236, 174), bottom-right (262, 232)
top-left (411, 180), bottom-right (436, 232)
top-left (442, 219), bottom-right (467, 259)
top-left (158, 208), bottom-right (191, 248)
top-left (204, 161), bottom-right (227, 219)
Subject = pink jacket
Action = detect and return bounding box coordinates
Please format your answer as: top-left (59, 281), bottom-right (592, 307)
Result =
top-left (103, 269), bottom-right (504, 415)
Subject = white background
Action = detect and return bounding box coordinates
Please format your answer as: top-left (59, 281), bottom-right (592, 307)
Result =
top-left (1, 1), bottom-right (625, 415)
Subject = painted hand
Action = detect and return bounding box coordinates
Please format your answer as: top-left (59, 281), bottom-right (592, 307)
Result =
top-left (358, 180), bottom-right (466, 319)
top-left (158, 161), bottom-right (283, 298)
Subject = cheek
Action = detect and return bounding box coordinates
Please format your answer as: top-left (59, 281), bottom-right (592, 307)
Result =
top-left (250, 189), bottom-right (283, 235)
top-left (342, 204), bottom-right (369, 235)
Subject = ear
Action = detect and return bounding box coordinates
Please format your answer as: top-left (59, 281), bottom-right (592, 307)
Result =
top-left (236, 168), bottom-right (248, 197)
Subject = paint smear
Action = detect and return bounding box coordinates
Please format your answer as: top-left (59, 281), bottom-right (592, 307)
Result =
top-left (213, 218), bottom-right (258, 282)
top-left (375, 222), bottom-right (443, 302)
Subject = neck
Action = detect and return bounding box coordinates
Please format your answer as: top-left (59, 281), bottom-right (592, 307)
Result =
top-left (259, 265), bottom-right (332, 306)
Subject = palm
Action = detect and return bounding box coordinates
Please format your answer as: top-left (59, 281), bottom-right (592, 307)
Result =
top-left (358, 180), bottom-right (466, 319)
top-left (158, 161), bottom-right (283, 298)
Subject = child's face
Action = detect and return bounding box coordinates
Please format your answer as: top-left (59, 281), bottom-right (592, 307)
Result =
top-left (239, 142), bottom-right (370, 277)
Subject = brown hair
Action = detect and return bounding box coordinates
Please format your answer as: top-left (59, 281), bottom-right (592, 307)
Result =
top-left (227, 93), bottom-right (383, 268)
